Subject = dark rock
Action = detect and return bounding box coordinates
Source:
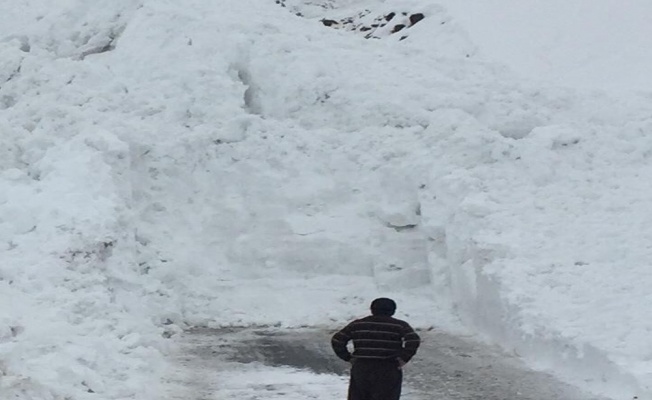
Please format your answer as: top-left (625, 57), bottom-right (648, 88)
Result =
top-left (409, 13), bottom-right (425, 25)
top-left (321, 19), bottom-right (339, 27)
top-left (392, 24), bottom-right (406, 33)
top-left (385, 12), bottom-right (395, 21)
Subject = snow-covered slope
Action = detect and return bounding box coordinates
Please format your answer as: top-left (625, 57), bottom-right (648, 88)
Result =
top-left (1, 0), bottom-right (651, 399)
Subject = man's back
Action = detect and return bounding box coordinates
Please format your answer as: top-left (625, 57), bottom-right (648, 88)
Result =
top-left (331, 315), bottom-right (420, 362)
top-left (331, 298), bottom-right (421, 400)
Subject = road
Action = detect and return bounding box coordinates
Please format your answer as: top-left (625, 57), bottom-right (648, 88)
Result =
top-left (164, 327), bottom-right (607, 400)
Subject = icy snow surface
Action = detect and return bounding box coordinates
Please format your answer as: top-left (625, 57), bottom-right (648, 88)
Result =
top-left (1, 0), bottom-right (652, 399)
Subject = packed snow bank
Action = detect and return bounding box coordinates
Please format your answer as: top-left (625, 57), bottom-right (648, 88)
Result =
top-left (0, 2), bottom-right (169, 399)
top-left (398, 2), bottom-right (652, 397)
top-left (122, 0), bottom-right (456, 329)
top-left (0, 129), bottom-right (166, 398)
top-left (420, 106), bottom-right (652, 398)
top-left (437, 0), bottom-right (652, 92)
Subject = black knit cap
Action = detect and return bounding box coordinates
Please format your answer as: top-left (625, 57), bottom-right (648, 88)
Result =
top-left (370, 297), bottom-right (397, 316)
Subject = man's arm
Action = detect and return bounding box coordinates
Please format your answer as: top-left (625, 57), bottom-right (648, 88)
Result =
top-left (331, 324), bottom-right (353, 362)
top-left (399, 323), bottom-right (421, 363)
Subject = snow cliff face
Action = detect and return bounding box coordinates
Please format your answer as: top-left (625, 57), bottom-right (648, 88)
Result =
top-left (1, 0), bottom-right (652, 399)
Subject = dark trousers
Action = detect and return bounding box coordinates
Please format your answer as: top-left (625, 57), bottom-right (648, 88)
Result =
top-left (348, 359), bottom-right (403, 400)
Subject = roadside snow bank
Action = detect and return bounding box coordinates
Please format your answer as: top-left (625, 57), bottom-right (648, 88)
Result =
top-left (0, 130), bottom-right (165, 399)
top-left (398, 2), bottom-right (652, 397)
top-left (0, 2), bottom-right (166, 399)
top-left (421, 97), bottom-right (652, 399)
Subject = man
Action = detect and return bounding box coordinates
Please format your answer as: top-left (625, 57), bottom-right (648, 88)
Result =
top-left (331, 298), bottom-right (421, 400)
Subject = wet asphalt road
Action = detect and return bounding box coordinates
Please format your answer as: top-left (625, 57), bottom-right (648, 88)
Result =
top-left (169, 327), bottom-right (608, 400)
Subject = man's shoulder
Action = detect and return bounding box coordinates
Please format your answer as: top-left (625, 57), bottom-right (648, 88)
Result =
top-left (387, 316), bottom-right (413, 328)
top-left (340, 316), bottom-right (367, 328)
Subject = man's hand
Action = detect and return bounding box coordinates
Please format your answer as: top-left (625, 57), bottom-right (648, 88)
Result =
top-left (397, 358), bottom-right (406, 369)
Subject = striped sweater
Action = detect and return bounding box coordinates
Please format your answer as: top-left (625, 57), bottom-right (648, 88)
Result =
top-left (331, 315), bottom-right (421, 363)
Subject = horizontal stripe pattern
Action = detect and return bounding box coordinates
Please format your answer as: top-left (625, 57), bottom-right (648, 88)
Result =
top-left (331, 315), bottom-right (421, 363)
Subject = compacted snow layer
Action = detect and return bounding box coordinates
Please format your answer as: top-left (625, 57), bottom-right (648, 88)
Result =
top-left (1, 0), bottom-right (652, 399)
